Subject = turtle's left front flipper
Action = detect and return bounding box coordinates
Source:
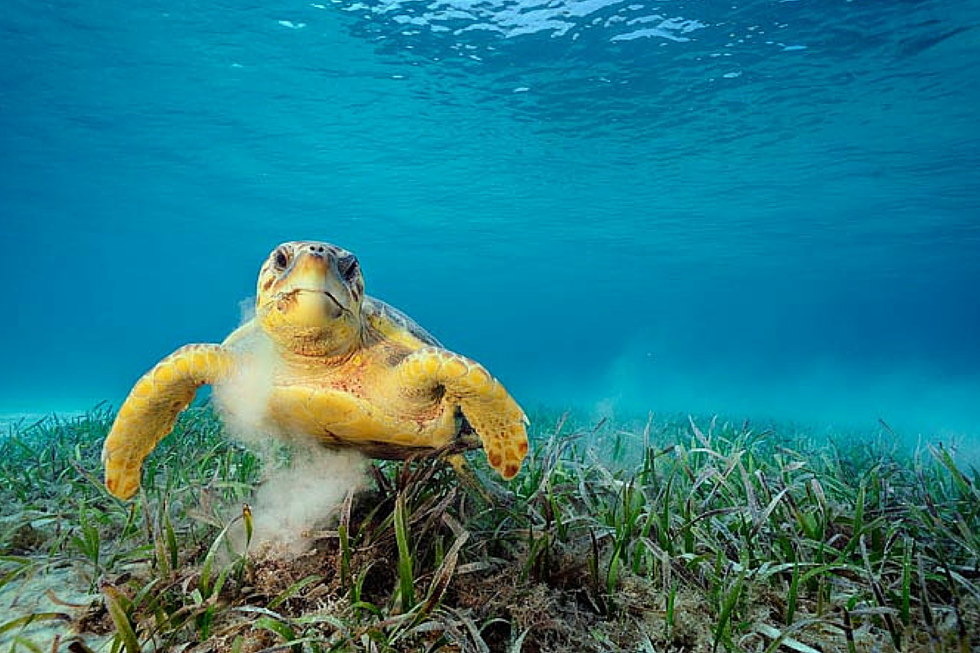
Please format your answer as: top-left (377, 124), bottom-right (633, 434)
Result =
top-left (102, 344), bottom-right (235, 500)
top-left (396, 347), bottom-right (528, 481)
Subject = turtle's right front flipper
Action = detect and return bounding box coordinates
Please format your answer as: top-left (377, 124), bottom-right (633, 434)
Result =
top-left (102, 344), bottom-right (236, 500)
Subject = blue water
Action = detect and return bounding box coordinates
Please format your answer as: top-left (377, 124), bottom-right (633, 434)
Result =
top-left (2, 0), bottom-right (979, 441)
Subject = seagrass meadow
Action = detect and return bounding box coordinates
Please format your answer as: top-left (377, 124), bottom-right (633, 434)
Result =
top-left (0, 406), bottom-right (978, 653)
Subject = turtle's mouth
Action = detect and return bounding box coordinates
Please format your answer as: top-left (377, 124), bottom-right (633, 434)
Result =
top-left (281, 288), bottom-right (344, 305)
top-left (276, 287), bottom-right (351, 320)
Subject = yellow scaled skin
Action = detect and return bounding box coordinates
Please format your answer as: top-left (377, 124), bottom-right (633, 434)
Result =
top-left (102, 241), bottom-right (528, 500)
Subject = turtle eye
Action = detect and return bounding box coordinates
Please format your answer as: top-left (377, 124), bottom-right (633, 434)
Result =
top-left (273, 248), bottom-right (290, 270)
top-left (340, 256), bottom-right (359, 282)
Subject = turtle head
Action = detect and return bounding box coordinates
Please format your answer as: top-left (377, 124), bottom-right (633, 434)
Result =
top-left (255, 241), bottom-right (366, 356)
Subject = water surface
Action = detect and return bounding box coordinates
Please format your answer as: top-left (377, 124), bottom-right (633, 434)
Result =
top-left (2, 0), bottom-right (978, 441)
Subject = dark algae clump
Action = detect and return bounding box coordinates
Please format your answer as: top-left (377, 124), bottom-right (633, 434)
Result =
top-left (1, 407), bottom-right (978, 652)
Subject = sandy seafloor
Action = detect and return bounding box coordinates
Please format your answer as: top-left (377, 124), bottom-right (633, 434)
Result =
top-left (0, 412), bottom-right (98, 648)
top-left (0, 564), bottom-right (111, 649)
top-left (2, 407), bottom-right (978, 649)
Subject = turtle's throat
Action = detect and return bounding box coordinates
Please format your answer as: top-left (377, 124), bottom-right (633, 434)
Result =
top-left (276, 321), bottom-right (364, 362)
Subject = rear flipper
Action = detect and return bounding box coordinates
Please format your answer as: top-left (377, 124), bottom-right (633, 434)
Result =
top-left (102, 344), bottom-right (235, 499)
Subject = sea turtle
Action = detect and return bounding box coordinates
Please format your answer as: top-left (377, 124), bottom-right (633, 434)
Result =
top-left (101, 240), bottom-right (529, 500)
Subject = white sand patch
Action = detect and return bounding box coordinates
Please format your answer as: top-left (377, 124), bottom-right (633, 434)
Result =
top-left (0, 562), bottom-right (108, 649)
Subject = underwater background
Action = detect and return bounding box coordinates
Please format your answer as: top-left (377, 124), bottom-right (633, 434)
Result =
top-left (1, 0), bottom-right (978, 443)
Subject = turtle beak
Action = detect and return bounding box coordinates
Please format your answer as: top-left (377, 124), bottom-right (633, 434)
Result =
top-left (283, 250), bottom-right (356, 317)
